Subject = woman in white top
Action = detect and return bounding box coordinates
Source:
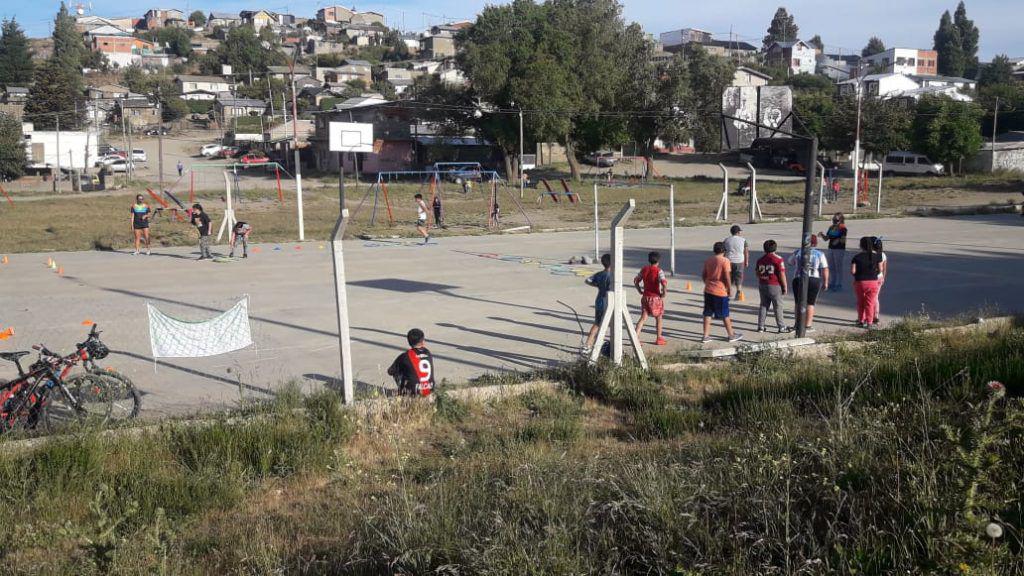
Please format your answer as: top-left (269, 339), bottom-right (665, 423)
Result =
top-left (787, 235), bottom-right (830, 332)
top-left (873, 237), bottom-right (887, 325)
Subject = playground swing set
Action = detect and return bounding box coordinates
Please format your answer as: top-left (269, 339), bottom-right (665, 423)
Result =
top-left (349, 169), bottom-right (533, 232)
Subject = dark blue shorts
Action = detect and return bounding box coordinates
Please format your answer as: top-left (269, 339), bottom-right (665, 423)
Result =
top-left (703, 293), bottom-right (730, 319)
top-left (594, 299), bottom-right (608, 325)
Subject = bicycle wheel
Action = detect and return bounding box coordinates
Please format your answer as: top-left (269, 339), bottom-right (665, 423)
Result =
top-left (42, 373), bottom-right (113, 430)
top-left (88, 368), bottom-right (141, 420)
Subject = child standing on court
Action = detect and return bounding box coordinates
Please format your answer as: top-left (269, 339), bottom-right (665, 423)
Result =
top-left (583, 254), bottom-right (612, 355)
top-left (414, 193), bottom-right (430, 244)
top-left (820, 213), bottom-right (847, 291)
top-left (432, 194), bottom-right (444, 228)
top-left (634, 251), bottom-right (668, 346)
top-left (755, 239), bottom-right (790, 333)
top-left (190, 203), bottom-right (212, 260)
top-left (723, 225), bottom-right (749, 299)
top-left (229, 221), bottom-right (251, 258)
top-left (701, 242), bottom-right (743, 344)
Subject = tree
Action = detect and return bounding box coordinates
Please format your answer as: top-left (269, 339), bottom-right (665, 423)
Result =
top-left (979, 54), bottom-right (1015, 88)
top-left (912, 95), bottom-right (983, 174)
top-left (683, 43), bottom-right (736, 151)
top-left (807, 35), bottom-right (823, 51)
top-left (786, 73), bottom-right (834, 95)
top-left (953, 1), bottom-right (979, 78)
top-left (25, 63), bottom-right (85, 129)
top-left (155, 27), bottom-right (193, 58)
top-left (0, 19), bottom-right (34, 85)
top-left (189, 10), bottom-right (206, 27)
top-left (51, 1), bottom-right (87, 72)
top-left (862, 36), bottom-right (886, 57)
top-left (763, 7), bottom-right (798, 49)
top-left (200, 25), bottom-right (284, 75)
top-left (371, 79), bottom-right (397, 100)
top-left (0, 112), bottom-right (26, 180)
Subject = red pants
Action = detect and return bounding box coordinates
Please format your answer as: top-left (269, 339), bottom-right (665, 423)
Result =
top-left (855, 280), bottom-right (881, 324)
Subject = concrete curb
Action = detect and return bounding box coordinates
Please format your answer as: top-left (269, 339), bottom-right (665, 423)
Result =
top-left (675, 337), bottom-right (817, 359)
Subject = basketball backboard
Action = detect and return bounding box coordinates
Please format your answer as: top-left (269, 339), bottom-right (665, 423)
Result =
top-left (329, 122), bottom-right (374, 153)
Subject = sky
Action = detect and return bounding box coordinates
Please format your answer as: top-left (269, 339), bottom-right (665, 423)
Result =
top-left (5, 0), bottom-right (1022, 61)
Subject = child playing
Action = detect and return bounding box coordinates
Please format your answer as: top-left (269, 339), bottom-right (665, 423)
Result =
top-left (229, 221), bottom-right (252, 258)
top-left (414, 193), bottom-right (430, 244)
top-left (701, 242), bottom-right (743, 344)
top-left (634, 251), bottom-right (668, 346)
top-left (583, 254), bottom-right (613, 355)
top-left (432, 195), bottom-right (444, 228)
top-left (190, 203), bottom-right (212, 260)
top-left (755, 239), bottom-right (790, 333)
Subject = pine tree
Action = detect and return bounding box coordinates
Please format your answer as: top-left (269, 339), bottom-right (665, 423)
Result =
top-left (933, 10), bottom-right (964, 77)
top-left (0, 19), bottom-right (34, 85)
top-left (25, 3), bottom-right (86, 130)
top-left (953, 1), bottom-right (979, 78)
top-left (0, 111), bottom-right (26, 180)
top-left (808, 35), bottom-right (823, 51)
top-left (52, 2), bottom-right (86, 72)
top-left (862, 36), bottom-right (886, 58)
top-left (763, 7), bottom-right (799, 49)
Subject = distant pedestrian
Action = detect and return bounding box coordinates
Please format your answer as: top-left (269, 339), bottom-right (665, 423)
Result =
top-left (490, 199), bottom-right (501, 226)
top-left (190, 203), bottom-right (212, 260)
top-left (634, 251), bottom-right (668, 346)
top-left (129, 194), bottom-right (152, 256)
top-left (229, 221), bottom-right (251, 258)
top-left (432, 194), bottom-right (444, 228)
top-left (722, 224), bottom-right (749, 299)
top-left (819, 212), bottom-right (848, 291)
top-left (387, 328), bottom-right (436, 396)
top-left (583, 253), bottom-right (613, 355)
top-left (872, 236), bottom-right (887, 325)
top-left (851, 236), bottom-right (883, 328)
top-left (414, 193), bottom-right (430, 244)
top-left (755, 239), bottom-right (791, 334)
top-left (176, 160), bottom-right (184, 178)
top-left (788, 235), bottom-right (829, 332)
top-left (701, 242), bottom-right (743, 344)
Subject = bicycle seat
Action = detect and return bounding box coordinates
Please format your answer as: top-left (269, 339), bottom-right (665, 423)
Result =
top-left (0, 351), bottom-right (30, 362)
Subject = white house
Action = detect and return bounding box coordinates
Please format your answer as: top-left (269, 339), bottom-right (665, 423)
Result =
top-left (862, 48), bottom-right (938, 76)
top-left (838, 72), bottom-right (974, 102)
top-left (766, 40), bottom-right (817, 76)
top-left (175, 75), bottom-right (232, 100)
top-left (732, 66), bottom-right (772, 88)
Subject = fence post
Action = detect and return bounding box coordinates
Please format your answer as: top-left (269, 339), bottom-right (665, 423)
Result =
top-left (593, 183), bottom-right (599, 262)
top-left (669, 184), bottom-right (676, 276)
top-left (716, 163), bottom-right (728, 221)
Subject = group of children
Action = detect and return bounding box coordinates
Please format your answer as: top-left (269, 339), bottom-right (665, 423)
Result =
top-left (127, 195), bottom-right (251, 260)
top-left (582, 212), bottom-right (889, 349)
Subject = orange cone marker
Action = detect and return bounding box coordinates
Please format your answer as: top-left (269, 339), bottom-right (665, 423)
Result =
top-left (685, 280), bottom-right (692, 291)
top-left (1, 255), bottom-right (8, 264)
top-left (0, 326), bottom-right (14, 340)
top-left (57, 267), bottom-right (63, 275)
top-left (736, 290), bottom-right (745, 302)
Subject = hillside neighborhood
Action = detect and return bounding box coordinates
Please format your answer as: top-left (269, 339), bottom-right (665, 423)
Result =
top-left (0, 1), bottom-right (1022, 186)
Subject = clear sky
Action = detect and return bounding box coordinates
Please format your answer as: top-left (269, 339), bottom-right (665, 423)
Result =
top-left (6, 0), bottom-right (1021, 60)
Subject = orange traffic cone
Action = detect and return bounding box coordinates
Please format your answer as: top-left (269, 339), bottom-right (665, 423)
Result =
top-left (0, 327), bottom-right (13, 340)
top-left (736, 290), bottom-right (746, 302)
top-left (1, 255), bottom-right (8, 264)
top-left (81, 319), bottom-right (95, 326)
top-left (46, 257), bottom-right (53, 267)
top-left (684, 280), bottom-right (692, 291)
top-left (57, 267), bottom-right (63, 275)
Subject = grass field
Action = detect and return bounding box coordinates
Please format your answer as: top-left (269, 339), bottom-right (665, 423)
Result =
top-left (0, 320), bottom-right (1021, 574)
top-left (0, 172), bottom-right (1020, 254)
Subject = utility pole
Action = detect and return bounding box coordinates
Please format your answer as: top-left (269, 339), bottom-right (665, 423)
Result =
top-left (157, 87), bottom-right (164, 191)
top-left (267, 72), bottom-right (275, 119)
top-left (518, 107), bottom-right (524, 199)
top-left (851, 72), bottom-right (864, 212)
top-left (54, 113), bottom-right (62, 193)
top-left (290, 47), bottom-right (305, 241)
top-left (126, 105), bottom-right (134, 183)
top-left (991, 96), bottom-right (999, 172)
top-left (120, 100), bottom-right (129, 186)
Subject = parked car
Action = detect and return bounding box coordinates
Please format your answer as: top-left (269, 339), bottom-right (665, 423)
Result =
top-left (882, 151), bottom-right (944, 176)
top-left (131, 149), bottom-right (147, 162)
top-left (239, 152), bottom-right (269, 165)
top-left (98, 144), bottom-right (121, 156)
top-left (94, 154), bottom-right (124, 167)
top-left (104, 159), bottom-right (134, 173)
top-left (217, 146), bottom-right (241, 159)
top-left (584, 151), bottom-right (617, 167)
top-left (200, 143), bottom-right (224, 157)
top-left (144, 126), bottom-right (169, 136)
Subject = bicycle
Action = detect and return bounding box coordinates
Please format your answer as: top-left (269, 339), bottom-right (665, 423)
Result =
top-left (0, 346), bottom-right (109, 432)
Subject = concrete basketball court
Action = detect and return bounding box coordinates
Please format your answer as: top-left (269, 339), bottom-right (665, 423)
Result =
top-left (1, 213), bottom-right (1021, 416)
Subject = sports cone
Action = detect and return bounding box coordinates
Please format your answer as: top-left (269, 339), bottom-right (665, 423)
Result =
top-left (50, 260), bottom-right (57, 270)
top-left (736, 290), bottom-right (746, 302)
top-left (685, 280), bottom-right (692, 291)
top-left (46, 257), bottom-right (53, 267)
top-left (57, 267), bottom-right (63, 275)
top-left (0, 327), bottom-right (13, 340)
top-left (2, 255), bottom-right (8, 264)
top-left (81, 320), bottom-right (95, 326)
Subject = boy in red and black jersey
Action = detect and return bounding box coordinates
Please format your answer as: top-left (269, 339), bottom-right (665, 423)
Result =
top-left (755, 239), bottom-right (790, 333)
top-left (387, 328), bottom-right (436, 396)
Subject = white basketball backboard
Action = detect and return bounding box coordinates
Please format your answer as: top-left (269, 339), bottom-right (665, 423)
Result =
top-left (329, 122), bottom-right (374, 153)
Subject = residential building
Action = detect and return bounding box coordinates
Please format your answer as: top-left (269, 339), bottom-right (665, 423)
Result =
top-left (276, 14), bottom-right (297, 27)
top-left (422, 35), bottom-right (455, 59)
top-left (1, 86), bottom-right (29, 103)
top-left (89, 35), bottom-right (158, 68)
top-left (702, 39), bottom-right (758, 59)
top-left (817, 53), bottom-right (861, 81)
top-left (143, 8), bottom-right (185, 30)
top-left (350, 11), bottom-right (385, 26)
top-left (23, 129), bottom-right (101, 170)
top-left (838, 72), bottom-right (972, 101)
top-left (401, 33), bottom-right (421, 53)
top-left (267, 65), bottom-right (312, 81)
top-left (207, 12), bottom-right (242, 29)
top-left (215, 95), bottom-right (267, 118)
top-left (306, 37), bottom-right (348, 56)
top-left (240, 10), bottom-right (277, 31)
top-left (765, 40), bottom-right (817, 76)
top-left (74, 15), bottom-right (135, 34)
top-left (317, 6), bottom-right (355, 23)
top-left (118, 97), bottom-right (161, 129)
top-left (862, 48), bottom-right (938, 76)
top-left (732, 66), bottom-right (772, 88)
top-left (85, 85), bottom-right (130, 126)
top-left (660, 28), bottom-right (712, 48)
top-left (189, 37), bottom-right (221, 55)
top-left (341, 22), bottom-right (386, 43)
top-left (660, 28), bottom-right (756, 59)
top-left (175, 75), bottom-right (233, 100)
top-left (912, 74), bottom-right (976, 92)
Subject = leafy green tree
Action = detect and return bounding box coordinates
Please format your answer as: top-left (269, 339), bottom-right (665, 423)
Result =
top-left (953, 1), bottom-right (979, 78)
top-left (912, 95), bottom-right (983, 174)
top-left (793, 91), bottom-right (835, 144)
top-left (162, 96), bottom-right (189, 122)
top-left (762, 7), bottom-right (799, 49)
top-left (683, 43), bottom-right (736, 151)
top-left (978, 54), bottom-right (1014, 88)
top-left (0, 112), bottom-right (26, 179)
top-left (200, 26), bottom-right (284, 75)
top-left (371, 79), bottom-right (396, 100)
top-left (189, 10), bottom-right (206, 27)
top-left (51, 1), bottom-right (87, 72)
top-left (933, 9), bottom-right (966, 77)
top-left (155, 27), bottom-right (193, 58)
top-left (25, 63), bottom-right (84, 129)
top-left (786, 73), bottom-right (834, 95)
top-left (0, 19), bottom-right (34, 85)
top-left (862, 36), bottom-right (886, 57)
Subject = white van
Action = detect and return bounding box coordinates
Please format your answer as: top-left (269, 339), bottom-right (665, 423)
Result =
top-left (882, 151), bottom-right (944, 176)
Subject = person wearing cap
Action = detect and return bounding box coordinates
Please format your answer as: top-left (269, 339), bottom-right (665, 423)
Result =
top-left (722, 224), bottom-right (748, 299)
top-left (787, 235), bottom-right (829, 332)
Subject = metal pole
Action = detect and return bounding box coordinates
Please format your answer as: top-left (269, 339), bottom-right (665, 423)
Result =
top-left (816, 161), bottom-right (825, 217)
top-left (795, 137), bottom-right (818, 339)
top-left (745, 162), bottom-right (757, 223)
top-left (852, 80), bottom-right (863, 213)
top-left (54, 114), bottom-right (61, 193)
top-left (876, 164), bottom-right (883, 212)
top-left (291, 77), bottom-right (305, 241)
top-left (157, 88), bottom-right (164, 192)
top-left (593, 182), bottom-right (599, 262)
top-left (338, 152), bottom-right (345, 211)
top-left (330, 203), bottom-right (354, 404)
top-left (518, 109), bottom-right (524, 199)
top-left (669, 183), bottom-right (676, 276)
top-left (991, 97), bottom-right (999, 173)
top-left (717, 163), bottom-right (728, 221)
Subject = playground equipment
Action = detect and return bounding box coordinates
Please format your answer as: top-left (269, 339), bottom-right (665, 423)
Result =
top-left (591, 181), bottom-right (677, 276)
top-left (188, 161), bottom-right (293, 239)
top-left (351, 170), bottom-right (532, 232)
top-left (588, 199), bottom-right (648, 368)
top-left (536, 178), bottom-right (580, 204)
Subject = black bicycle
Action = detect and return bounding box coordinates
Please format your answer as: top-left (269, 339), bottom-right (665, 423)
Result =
top-left (0, 347), bottom-right (109, 432)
